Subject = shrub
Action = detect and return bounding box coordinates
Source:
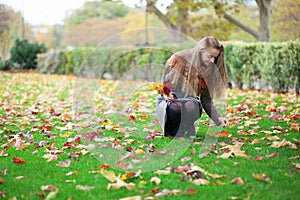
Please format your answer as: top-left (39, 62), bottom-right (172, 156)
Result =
top-left (9, 39), bottom-right (46, 69)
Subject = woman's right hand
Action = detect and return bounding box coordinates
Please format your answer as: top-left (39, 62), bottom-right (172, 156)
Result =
top-left (165, 94), bottom-right (174, 102)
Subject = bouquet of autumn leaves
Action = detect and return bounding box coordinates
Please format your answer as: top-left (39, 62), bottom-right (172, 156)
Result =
top-left (153, 81), bottom-right (172, 96)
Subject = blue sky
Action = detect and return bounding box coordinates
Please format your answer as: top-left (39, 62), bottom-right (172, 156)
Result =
top-left (0, 0), bottom-right (170, 26)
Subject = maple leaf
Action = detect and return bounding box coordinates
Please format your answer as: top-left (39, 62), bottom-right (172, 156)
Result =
top-left (154, 81), bottom-right (172, 96)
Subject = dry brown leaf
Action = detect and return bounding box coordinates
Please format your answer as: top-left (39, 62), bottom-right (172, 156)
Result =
top-left (107, 179), bottom-right (135, 190)
top-left (270, 139), bottom-right (291, 148)
top-left (150, 176), bottom-right (161, 185)
top-left (119, 196), bottom-right (142, 200)
top-left (42, 154), bottom-right (58, 162)
top-left (192, 178), bottom-right (210, 185)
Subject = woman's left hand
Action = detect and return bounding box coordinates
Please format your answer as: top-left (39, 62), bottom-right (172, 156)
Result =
top-left (218, 117), bottom-right (228, 127)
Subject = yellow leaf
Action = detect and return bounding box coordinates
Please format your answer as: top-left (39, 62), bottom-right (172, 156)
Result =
top-left (100, 170), bottom-right (117, 182)
top-left (134, 149), bottom-right (145, 155)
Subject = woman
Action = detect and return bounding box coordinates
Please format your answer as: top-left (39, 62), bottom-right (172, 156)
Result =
top-left (156, 36), bottom-right (228, 137)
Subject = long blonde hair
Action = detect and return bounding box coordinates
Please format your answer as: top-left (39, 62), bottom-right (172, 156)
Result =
top-left (174, 36), bottom-right (228, 99)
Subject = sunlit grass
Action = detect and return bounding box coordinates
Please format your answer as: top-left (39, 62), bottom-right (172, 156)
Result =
top-left (0, 72), bottom-right (299, 200)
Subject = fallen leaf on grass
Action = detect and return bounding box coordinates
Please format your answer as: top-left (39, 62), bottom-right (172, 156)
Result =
top-left (121, 172), bottom-right (138, 181)
top-left (150, 176), bottom-right (161, 185)
top-left (40, 185), bottom-right (59, 200)
top-left (42, 154), bottom-right (58, 162)
top-left (65, 180), bottom-right (76, 183)
top-left (290, 123), bottom-right (300, 131)
top-left (252, 173), bottom-right (271, 182)
top-left (66, 171), bottom-right (78, 176)
top-left (107, 178), bottom-right (135, 190)
top-left (154, 169), bottom-right (170, 175)
top-left (270, 139), bottom-right (292, 148)
top-left (265, 152), bottom-right (279, 158)
top-left (119, 196), bottom-right (142, 200)
top-left (231, 177), bottom-right (244, 185)
top-left (192, 178), bottom-right (209, 185)
top-left (76, 185), bottom-right (95, 191)
top-left (98, 164), bottom-right (110, 169)
top-left (0, 150), bottom-right (8, 157)
top-left (186, 188), bottom-right (198, 194)
top-left (12, 158), bottom-right (25, 164)
top-left (100, 170), bottom-right (118, 182)
top-left (288, 155), bottom-right (300, 159)
top-left (290, 163), bottom-right (300, 172)
top-left (181, 157), bottom-right (191, 162)
top-left (56, 159), bottom-right (71, 167)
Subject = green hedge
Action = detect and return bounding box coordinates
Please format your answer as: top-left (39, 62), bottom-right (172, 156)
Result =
top-left (36, 41), bottom-right (299, 93)
top-left (224, 41), bottom-right (299, 93)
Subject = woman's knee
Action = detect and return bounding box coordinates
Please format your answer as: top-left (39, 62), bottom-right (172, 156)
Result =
top-left (183, 101), bottom-right (201, 120)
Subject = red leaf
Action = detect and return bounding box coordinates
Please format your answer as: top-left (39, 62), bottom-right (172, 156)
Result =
top-left (128, 115), bottom-right (136, 121)
top-left (151, 187), bottom-right (160, 194)
top-left (186, 188), bottom-right (198, 194)
top-left (163, 81), bottom-right (172, 96)
top-left (99, 164), bottom-right (110, 169)
top-left (74, 137), bottom-right (81, 143)
top-left (13, 158), bottom-right (25, 164)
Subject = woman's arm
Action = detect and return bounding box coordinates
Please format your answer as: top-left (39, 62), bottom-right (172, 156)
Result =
top-left (200, 88), bottom-right (224, 126)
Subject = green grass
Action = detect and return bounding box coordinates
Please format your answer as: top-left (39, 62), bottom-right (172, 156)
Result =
top-left (0, 72), bottom-right (299, 200)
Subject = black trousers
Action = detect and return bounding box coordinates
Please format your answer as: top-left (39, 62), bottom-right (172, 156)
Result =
top-left (164, 98), bottom-right (202, 137)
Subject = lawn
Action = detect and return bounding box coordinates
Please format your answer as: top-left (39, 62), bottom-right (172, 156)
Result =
top-left (0, 72), bottom-right (299, 200)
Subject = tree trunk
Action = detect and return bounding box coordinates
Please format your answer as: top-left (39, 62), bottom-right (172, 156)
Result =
top-left (177, 0), bottom-right (189, 41)
top-left (146, 0), bottom-right (176, 31)
top-left (216, 0), bottom-right (272, 42)
top-left (256, 0), bottom-right (271, 42)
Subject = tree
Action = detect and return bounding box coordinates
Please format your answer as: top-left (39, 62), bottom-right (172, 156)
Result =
top-left (65, 1), bottom-right (129, 26)
top-left (215, 0), bottom-right (272, 42)
top-left (0, 4), bottom-right (33, 60)
top-left (146, 0), bottom-right (273, 42)
top-left (271, 0), bottom-right (300, 41)
top-left (146, 0), bottom-right (234, 41)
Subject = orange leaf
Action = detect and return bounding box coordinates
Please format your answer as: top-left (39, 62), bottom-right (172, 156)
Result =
top-left (186, 188), bottom-right (197, 194)
top-left (99, 164), bottom-right (110, 169)
top-left (252, 173), bottom-right (271, 182)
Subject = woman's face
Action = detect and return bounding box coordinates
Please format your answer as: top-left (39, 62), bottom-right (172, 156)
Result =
top-left (199, 48), bottom-right (220, 78)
